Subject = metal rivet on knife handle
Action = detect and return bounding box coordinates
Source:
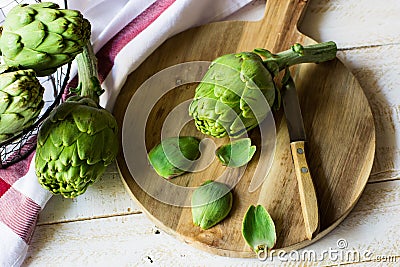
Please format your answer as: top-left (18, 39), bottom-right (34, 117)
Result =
top-left (301, 167), bottom-right (308, 173)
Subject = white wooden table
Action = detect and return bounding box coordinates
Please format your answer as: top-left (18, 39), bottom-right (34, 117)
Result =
top-left (23, 0), bottom-right (400, 266)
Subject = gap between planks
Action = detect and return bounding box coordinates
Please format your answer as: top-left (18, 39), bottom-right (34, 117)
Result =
top-left (338, 42), bottom-right (400, 51)
top-left (36, 210), bottom-right (143, 226)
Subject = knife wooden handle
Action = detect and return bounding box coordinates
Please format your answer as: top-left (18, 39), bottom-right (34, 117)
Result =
top-left (290, 141), bottom-right (319, 240)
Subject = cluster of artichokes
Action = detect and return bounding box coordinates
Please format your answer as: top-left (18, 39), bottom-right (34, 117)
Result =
top-left (0, 2), bottom-right (91, 142)
top-left (0, 3), bottom-right (118, 198)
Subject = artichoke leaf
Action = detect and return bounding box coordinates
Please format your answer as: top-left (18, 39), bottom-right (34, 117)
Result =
top-left (49, 118), bottom-right (81, 147)
top-left (62, 9), bottom-right (82, 19)
top-left (195, 98), bottom-right (219, 121)
top-left (76, 133), bottom-right (99, 164)
top-left (0, 113), bottom-right (24, 132)
top-left (30, 32), bottom-right (65, 53)
top-left (0, 32), bottom-right (23, 57)
top-left (15, 20), bottom-right (46, 48)
top-left (0, 71), bottom-right (17, 88)
top-left (59, 142), bottom-right (80, 167)
top-left (101, 128), bottom-right (119, 165)
top-left (191, 180), bottom-right (233, 230)
top-left (4, 46), bottom-right (49, 67)
top-left (39, 134), bottom-right (63, 161)
top-left (0, 92), bottom-right (9, 114)
top-left (216, 138), bottom-right (256, 167)
top-left (242, 205), bottom-right (276, 255)
top-left (72, 105), bottom-right (108, 135)
top-left (148, 136), bottom-right (200, 179)
top-left (36, 6), bottom-right (59, 22)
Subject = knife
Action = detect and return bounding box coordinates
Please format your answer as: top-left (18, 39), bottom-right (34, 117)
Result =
top-left (282, 75), bottom-right (319, 240)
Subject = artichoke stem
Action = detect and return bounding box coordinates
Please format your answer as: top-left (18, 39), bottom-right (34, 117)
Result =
top-left (75, 42), bottom-right (103, 104)
top-left (264, 41), bottom-right (337, 71)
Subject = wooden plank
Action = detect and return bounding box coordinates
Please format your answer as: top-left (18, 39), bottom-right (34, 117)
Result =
top-left (228, 0), bottom-right (400, 48)
top-left (300, 0), bottom-right (400, 47)
top-left (334, 45), bottom-right (400, 182)
top-left (24, 180), bottom-right (400, 266)
top-left (37, 164), bottom-right (140, 225)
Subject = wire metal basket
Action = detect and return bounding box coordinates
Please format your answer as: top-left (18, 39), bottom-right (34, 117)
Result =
top-left (0, 0), bottom-right (71, 168)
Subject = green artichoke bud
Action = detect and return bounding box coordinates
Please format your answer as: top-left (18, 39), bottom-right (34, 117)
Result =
top-left (0, 2), bottom-right (91, 76)
top-left (189, 41), bottom-right (337, 137)
top-left (148, 136), bottom-right (200, 179)
top-left (191, 180), bottom-right (233, 230)
top-left (35, 43), bottom-right (118, 198)
top-left (216, 138), bottom-right (256, 167)
top-left (35, 95), bottom-right (118, 198)
top-left (0, 66), bottom-right (44, 142)
top-left (242, 205), bottom-right (276, 256)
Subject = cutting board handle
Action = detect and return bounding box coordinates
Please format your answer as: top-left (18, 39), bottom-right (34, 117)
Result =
top-left (243, 0), bottom-right (311, 52)
top-left (261, 0), bottom-right (309, 29)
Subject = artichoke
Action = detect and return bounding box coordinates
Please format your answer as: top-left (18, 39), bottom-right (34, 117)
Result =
top-left (0, 2), bottom-right (91, 76)
top-left (0, 66), bottom-right (44, 142)
top-left (35, 43), bottom-right (118, 198)
top-left (189, 41), bottom-right (337, 138)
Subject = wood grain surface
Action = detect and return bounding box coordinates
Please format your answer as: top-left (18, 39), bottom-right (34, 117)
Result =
top-left (113, 0), bottom-right (375, 257)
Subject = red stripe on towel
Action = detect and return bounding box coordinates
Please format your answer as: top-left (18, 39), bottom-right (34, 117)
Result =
top-left (0, 187), bottom-right (41, 243)
top-left (96, 0), bottom-right (177, 82)
top-left (0, 178), bottom-right (11, 197)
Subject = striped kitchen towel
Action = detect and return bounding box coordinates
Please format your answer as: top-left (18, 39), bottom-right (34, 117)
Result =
top-left (0, 0), bottom-right (253, 266)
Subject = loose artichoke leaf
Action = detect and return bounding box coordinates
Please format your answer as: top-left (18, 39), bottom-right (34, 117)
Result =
top-left (191, 180), bottom-right (233, 230)
top-left (216, 138), bottom-right (256, 168)
top-left (242, 205), bottom-right (276, 256)
top-left (148, 136), bottom-right (200, 179)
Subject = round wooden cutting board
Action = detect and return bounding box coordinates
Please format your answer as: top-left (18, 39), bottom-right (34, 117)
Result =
top-left (113, 0), bottom-right (375, 258)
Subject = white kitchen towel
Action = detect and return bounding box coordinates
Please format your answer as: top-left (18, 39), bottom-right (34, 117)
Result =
top-left (0, 0), bottom-right (253, 266)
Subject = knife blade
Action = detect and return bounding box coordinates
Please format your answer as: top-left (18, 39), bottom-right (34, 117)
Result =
top-left (282, 75), bottom-right (319, 240)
